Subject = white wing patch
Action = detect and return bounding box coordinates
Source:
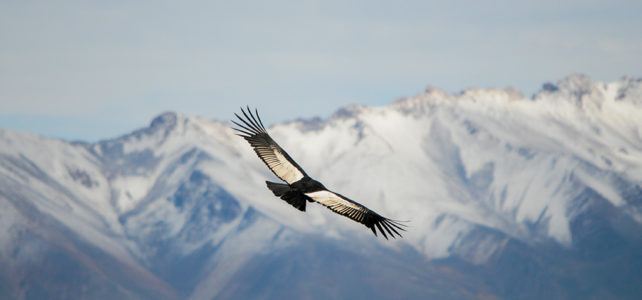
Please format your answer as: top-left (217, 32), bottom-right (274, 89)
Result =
top-left (305, 189), bottom-right (406, 239)
top-left (305, 190), bottom-right (362, 210)
top-left (271, 149), bottom-right (305, 183)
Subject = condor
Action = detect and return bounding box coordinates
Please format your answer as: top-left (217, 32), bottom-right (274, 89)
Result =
top-left (232, 107), bottom-right (405, 239)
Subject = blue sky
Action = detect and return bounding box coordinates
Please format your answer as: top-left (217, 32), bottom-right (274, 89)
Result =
top-left (1, 0), bottom-right (641, 142)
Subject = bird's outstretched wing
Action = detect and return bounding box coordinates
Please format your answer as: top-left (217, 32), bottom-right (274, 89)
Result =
top-left (305, 189), bottom-right (406, 239)
top-left (232, 107), bottom-right (308, 184)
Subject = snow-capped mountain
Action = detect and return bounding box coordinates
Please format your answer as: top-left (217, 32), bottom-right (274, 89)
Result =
top-left (1, 74), bottom-right (641, 299)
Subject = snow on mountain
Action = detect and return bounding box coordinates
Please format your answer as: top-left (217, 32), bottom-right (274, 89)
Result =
top-left (266, 74), bottom-right (642, 255)
top-left (1, 74), bottom-right (641, 299)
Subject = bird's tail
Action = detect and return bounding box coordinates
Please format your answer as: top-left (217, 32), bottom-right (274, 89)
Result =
top-left (265, 181), bottom-right (306, 212)
top-left (266, 181), bottom-right (290, 196)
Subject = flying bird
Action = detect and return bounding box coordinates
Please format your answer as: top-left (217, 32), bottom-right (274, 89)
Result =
top-left (232, 107), bottom-right (405, 239)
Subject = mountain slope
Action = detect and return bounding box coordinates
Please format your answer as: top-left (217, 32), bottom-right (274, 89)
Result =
top-left (1, 74), bottom-right (641, 299)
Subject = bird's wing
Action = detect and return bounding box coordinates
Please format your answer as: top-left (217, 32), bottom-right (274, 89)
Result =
top-left (305, 189), bottom-right (405, 239)
top-left (232, 107), bottom-right (308, 184)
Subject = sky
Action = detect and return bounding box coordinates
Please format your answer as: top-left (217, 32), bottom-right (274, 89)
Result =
top-left (1, 0), bottom-right (641, 142)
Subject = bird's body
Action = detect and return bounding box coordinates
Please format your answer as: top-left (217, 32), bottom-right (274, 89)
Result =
top-left (290, 176), bottom-right (327, 193)
top-left (265, 177), bottom-right (323, 212)
top-left (232, 107), bottom-right (405, 239)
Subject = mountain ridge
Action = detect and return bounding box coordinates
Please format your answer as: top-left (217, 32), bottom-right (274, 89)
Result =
top-left (1, 74), bottom-right (641, 299)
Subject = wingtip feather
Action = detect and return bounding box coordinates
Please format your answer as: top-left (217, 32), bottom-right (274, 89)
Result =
top-left (375, 222), bottom-right (388, 240)
top-left (254, 108), bottom-right (266, 130)
top-left (240, 108), bottom-right (263, 133)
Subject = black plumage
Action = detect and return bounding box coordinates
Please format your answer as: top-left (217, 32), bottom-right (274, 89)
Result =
top-left (232, 107), bottom-right (405, 239)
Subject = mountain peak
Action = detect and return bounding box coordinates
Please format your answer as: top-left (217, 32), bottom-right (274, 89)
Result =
top-left (150, 111), bottom-right (179, 129)
top-left (533, 73), bottom-right (606, 107)
top-left (556, 73), bottom-right (598, 93)
top-left (330, 105), bottom-right (367, 120)
top-left (615, 76), bottom-right (642, 106)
